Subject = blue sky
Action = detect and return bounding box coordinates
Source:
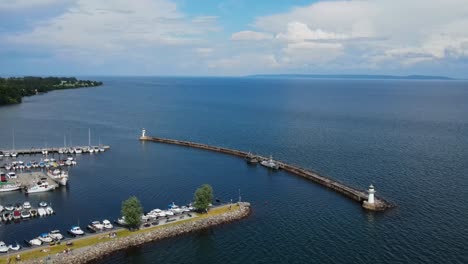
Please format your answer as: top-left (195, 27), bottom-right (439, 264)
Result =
top-left (1, 0), bottom-right (468, 77)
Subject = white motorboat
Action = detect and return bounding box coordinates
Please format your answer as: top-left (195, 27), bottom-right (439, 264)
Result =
top-left (30, 209), bottom-right (38, 217)
top-left (39, 201), bottom-right (48, 207)
top-left (169, 203), bottom-right (183, 214)
top-left (21, 210), bottom-right (31, 218)
top-left (89, 221), bottom-right (104, 230)
top-left (58, 148), bottom-right (65, 154)
top-left (93, 146), bottom-right (100, 153)
top-left (8, 243), bottom-right (21, 251)
top-left (74, 147), bottom-right (83, 154)
top-left (4, 204), bottom-right (14, 211)
top-left (117, 216), bottom-right (128, 226)
top-left (42, 149), bottom-right (48, 155)
top-left (25, 180), bottom-right (56, 193)
top-left (38, 233), bottom-right (53, 243)
top-left (47, 169), bottom-right (68, 186)
top-left (49, 230), bottom-right (64, 240)
top-left (2, 212), bottom-right (12, 221)
top-left (68, 226), bottom-right (84, 236)
top-left (0, 241), bottom-right (9, 253)
top-left (23, 201), bottom-right (31, 209)
top-left (28, 238), bottom-right (42, 246)
top-left (260, 156), bottom-right (280, 170)
top-left (164, 210), bottom-right (174, 216)
top-left (11, 152), bottom-right (17, 158)
top-left (0, 183), bottom-right (21, 192)
top-left (45, 206), bottom-right (54, 215)
top-left (37, 208), bottom-right (47, 216)
top-left (103, 219), bottom-right (113, 229)
top-left (7, 172), bottom-right (16, 179)
top-left (0, 205), bottom-right (3, 212)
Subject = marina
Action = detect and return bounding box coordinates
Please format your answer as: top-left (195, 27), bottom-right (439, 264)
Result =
top-left (139, 130), bottom-right (394, 211)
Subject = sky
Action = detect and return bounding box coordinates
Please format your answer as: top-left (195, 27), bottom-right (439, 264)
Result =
top-left (1, 0), bottom-right (468, 77)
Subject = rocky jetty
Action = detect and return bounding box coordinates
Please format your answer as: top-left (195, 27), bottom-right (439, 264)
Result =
top-left (25, 202), bottom-right (251, 264)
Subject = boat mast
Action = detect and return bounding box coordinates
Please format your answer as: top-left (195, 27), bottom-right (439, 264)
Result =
top-left (12, 128), bottom-right (15, 151)
top-left (88, 128), bottom-right (91, 147)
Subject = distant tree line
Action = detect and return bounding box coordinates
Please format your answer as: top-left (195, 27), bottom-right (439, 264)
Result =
top-left (0, 76), bottom-right (103, 105)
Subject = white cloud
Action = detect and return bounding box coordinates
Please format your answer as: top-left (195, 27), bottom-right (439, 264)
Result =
top-left (6, 0), bottom-right (218, 59)
top-left (0, 0), bottom-right (63, 10)
top-left (231, 31), bottom-right (273, 41)
top-left (276, 22), bottom-right (348, 42)
top-left (194, 48), bottom-right (213, 56)
top-left (231, 0), bottom-right (468, 69)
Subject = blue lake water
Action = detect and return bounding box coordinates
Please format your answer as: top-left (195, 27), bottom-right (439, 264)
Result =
top-left (0, 77), bottom-right (467, 263)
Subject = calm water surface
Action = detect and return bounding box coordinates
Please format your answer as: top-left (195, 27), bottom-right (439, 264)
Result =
top-left (0, 77), bottom-right (467, 263)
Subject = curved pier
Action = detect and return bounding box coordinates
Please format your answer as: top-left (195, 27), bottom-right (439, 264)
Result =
top-left (140, 134), bottom-right (393, 211)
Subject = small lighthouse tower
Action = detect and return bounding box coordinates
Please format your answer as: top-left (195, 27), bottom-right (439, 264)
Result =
top-left (367, 184), bottom-right (375, 204)
top-left (140, 128), bottom-right (148, 140)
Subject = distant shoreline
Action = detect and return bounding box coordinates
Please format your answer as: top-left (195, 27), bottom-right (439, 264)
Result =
top-left (247, 74), bottom-right (455, 80)
top-left (0, 76), bottom-right (103, 106)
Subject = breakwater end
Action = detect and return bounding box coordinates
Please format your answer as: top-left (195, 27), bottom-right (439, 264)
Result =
top-left (19, 203), bottom-right (251, 264)
top-left (140, 132), bottom-right (394, 211)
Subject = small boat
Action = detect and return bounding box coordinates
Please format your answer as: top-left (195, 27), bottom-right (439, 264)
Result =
top-left (28, 238), bottom-right (42, 246)
top-left (0, 205), bottom-right (3, 212)
top-left (8, 243), bottom-right (21, 251)
top-left (37, 208), bottom-right (47, 217)
top-left (29, 209), bottom-right (38, 217)
top-left (74, 147), bottom-right (83, 154)
top-left (39, 162), bottom-right (45, 168)
top-left (0, 241), bottom-right (9, 253)
top-left (102, 219), bottom-right (113, 229)
top-left (0, 151), bottom-right (3, 158)
top-left (47, 169), bottom-right (68, 186)
top-left (11, 152), bottom-right (17, 158)
top-left (4, 204), bottom-right (14, 211)
top-left (39, 201), bottom-right (48, 207)
top-left (2, 212), bottom-right (12, 221)
top-left (116, 216), bottom-right (128, 226)
top-left (93, 146), bottom-right (100, 153)
top-left (68, 226), bottom-right (84, 236)
top-left (49, 230), bottom-right (64, 240)
top-left (0, 183), bottom-right (21, 192)
top-left (12, 210), bottom-right (21, 220)
top-left (38, 233), bottom-right (53, 243)
top-left (21, 210), bottom-right (31, 219)
top-left (23, 201), bottom-right (31, 209)
top-left (7, 172), bottom-right (16, 179)
top-left (25, 162), bottom-right (32, 169)
top-left (260, 156), bottom-right (280, 170)
top-left (88, 221), bottom-right (104, 231)
top-left (169, 202), bottom-right (183, 214)
top-left (25, 180), bottom-right (56, 193)
top-left (14, 204), bottom-right (22, 211)
top-left (41, 149), bottom-right (48, 155)
top-left (245, 152), bottom-right (259, 164)
top-left (45, 206), bottom-right (54, 215)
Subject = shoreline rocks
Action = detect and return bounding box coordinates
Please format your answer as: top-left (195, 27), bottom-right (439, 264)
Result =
top-left (25, 202), bottom-right (251, 264)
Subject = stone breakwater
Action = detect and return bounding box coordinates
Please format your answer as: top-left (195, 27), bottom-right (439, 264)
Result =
top-left (25, 203), bottom-right (251, 264)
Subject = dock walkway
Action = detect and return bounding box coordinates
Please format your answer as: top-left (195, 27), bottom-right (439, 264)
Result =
top-left (0, 145), bottom-right (110, 156)
top-left (140, 135), bottom-right (393, 211)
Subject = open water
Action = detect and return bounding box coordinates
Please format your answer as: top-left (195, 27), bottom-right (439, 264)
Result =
top-left (0, 77), bottom-right (467, 263)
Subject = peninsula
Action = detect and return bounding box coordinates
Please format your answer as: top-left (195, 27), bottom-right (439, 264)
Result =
top-left (0, 76), bottom-right (103, 105)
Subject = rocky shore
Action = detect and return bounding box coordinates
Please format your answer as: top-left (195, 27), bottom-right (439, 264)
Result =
top-left (24, 202), bottom-right (251, 264)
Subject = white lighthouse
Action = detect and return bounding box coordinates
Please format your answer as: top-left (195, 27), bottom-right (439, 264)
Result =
top-left (141, 128), bottom-right (146, 138)
top-left (367, 184), bottom-right (376, 204)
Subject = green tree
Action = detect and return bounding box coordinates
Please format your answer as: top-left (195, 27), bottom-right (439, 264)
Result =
top-left (121, 196), bottom-right (143, 229)
top-left (193, 184), bottom-right (213, 212)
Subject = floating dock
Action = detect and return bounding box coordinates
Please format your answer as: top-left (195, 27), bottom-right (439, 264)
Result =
top-left (0, 145), bottom-right (110, 156)
top-left (140, 132), bottom-right (393, 211)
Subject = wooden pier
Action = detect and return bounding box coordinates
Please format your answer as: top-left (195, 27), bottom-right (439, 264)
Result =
top-left (0, 145), bottom-right (110, 156)
top-left (140, 135), bottom-right (394, 211)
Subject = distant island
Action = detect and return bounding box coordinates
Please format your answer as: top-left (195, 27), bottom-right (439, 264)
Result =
top-left (0, 76), bottom-right (103, 105)
top-left (248, 74), bottom-right (454, 80)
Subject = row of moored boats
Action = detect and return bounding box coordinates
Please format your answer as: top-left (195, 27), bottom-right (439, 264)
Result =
top-left (0, 201), bottom-right (54, 222)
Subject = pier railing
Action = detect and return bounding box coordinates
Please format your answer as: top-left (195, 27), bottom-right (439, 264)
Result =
top-left (140, 136), bottom-right (393, 211)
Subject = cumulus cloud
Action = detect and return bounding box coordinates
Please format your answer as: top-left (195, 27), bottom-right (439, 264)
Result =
top-left (6, 0), bottom-right (219, 58)
top-left (231, 0), bottom-right (468, 70)
top-left (231, 31), bottom-right (273, 41)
